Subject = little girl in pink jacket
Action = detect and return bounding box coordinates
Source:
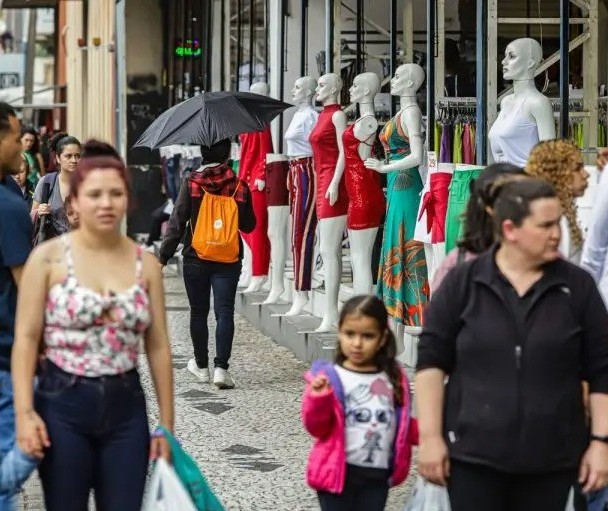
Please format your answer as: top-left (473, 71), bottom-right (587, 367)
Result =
top-left (301, 295), bottom-right (418, 511)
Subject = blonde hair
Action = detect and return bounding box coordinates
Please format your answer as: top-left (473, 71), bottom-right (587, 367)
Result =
top-left (525, 139), bottom-right (583, 250)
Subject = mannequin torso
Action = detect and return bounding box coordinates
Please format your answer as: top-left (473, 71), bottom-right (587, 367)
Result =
top-left (488, 39), bottom-right (556, 166)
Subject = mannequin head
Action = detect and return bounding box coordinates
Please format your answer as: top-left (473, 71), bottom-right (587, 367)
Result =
top-left (390, 64), bottom-right (425, 96)
top-left (349, 72), bottom-right (381, 104)
top-left (502, 38), bottom-right (542, 81)
top-left (316, 73), bottom-right (342, 104)
top-left (250, 82), bottom-right (270, 96)
top-left (291, 76), bottom-right (317, 106)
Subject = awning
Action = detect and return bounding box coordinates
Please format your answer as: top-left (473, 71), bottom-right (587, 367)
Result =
top-left (0, 0), bottom-right (57, 8)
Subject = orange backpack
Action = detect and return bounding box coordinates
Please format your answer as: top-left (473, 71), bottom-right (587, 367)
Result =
top-left (191, 182), bottom-right (240, 263)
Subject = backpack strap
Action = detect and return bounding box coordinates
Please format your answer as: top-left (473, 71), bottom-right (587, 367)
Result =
top-left (231, 180), bottom-right (241, 198)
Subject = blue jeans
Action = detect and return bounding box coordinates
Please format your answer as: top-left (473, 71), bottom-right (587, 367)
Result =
top-left (35, 362), bottom-right (149, 511)
top-left (588, 487), bottom-right (608, 511)
top-left (183, 259), bottom-right (241, 370)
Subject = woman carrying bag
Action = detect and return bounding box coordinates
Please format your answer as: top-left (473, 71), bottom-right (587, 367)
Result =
top-left (416, 178), bottom-right (608, 511)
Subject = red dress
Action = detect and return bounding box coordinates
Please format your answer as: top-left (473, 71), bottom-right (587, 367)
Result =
top-left (308, 104), bottom-right (349, 219)
top-left (342, 123), bottom-right (386, 230)
top-left (239, 129), bottom-right (273, 276)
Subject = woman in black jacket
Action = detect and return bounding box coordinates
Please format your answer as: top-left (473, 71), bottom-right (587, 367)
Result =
top-left (416, 178), bottom-right (608, 511)
top-left (159, 139), bottom-right (255, 390)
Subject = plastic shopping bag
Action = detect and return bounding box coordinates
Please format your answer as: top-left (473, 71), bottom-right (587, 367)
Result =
top-left (142, 458), bottom-right (197, 511)
top-left (403, 476), bottom-right (451, 511)
top-left (158, 427), bottom-right (225, 511)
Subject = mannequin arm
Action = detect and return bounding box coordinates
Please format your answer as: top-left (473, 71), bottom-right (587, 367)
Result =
top-left (530, 96), bottom-right (556, 141)
top-left (326, 110), bottom-right (348, 205)
top-left (364, 108), bottom-right (424, 173)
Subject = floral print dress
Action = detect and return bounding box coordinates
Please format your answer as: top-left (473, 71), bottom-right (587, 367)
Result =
top-left (376, 113), bottom-right (429, 328)
top-left (44, 235), bottom-right (151, 376)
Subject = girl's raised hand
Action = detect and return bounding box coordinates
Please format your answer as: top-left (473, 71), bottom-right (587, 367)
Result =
top-left (310, 375), bottom-right (330, 394)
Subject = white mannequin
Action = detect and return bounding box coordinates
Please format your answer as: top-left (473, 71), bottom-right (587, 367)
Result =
top-left (348, 72), bottom-right (381, 294)
top-left (489, 38), bottom-right (555, 166)
top-left (314, 73), bottom-right (348, 332)
top-left (243, 81), bottom-right (272, 294)
top-left (284, 76), bottom-right (318, 317)
top-left (263, 153), bottom-right (290, 304)
top-left (364, 63), bottom-right (426, 362)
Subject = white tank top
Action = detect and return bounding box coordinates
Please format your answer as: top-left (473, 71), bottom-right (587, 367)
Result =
top-left (488, 98), bottom-right (540, 168)
top-left (284, 107), bottom-right (319, 157)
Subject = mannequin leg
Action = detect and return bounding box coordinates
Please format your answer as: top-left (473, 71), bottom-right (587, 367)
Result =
top-left (424, 243), bottom-right (435, 288)
top-left (238, 241), bottom-right (252, 288)
top-left (263, 206), bottom-right (290, 304)
top-left (243, 191), bottom-right (271, 294)
top-left (285, 157), bottom-right (316, 316)
top-left (348, 227), bottom-right (378, 295)
top-left (316, 216), bottom-right (347, 332)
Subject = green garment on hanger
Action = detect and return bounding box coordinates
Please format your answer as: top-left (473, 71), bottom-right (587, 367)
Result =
top-left (452, 123), bottom-right (463, 164)
top-left (435, 122), bottom-right (442, 162)
top-left (445, 167), bottom-right (483, 253)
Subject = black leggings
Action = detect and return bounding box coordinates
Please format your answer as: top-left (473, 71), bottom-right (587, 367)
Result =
top-left (317, 466), bottom-right (389, 511)
top-left (448, 460), bottom-right (576, 511)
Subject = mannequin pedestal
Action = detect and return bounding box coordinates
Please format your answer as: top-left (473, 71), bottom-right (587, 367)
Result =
top-left (263, 206), bottom-right (290, 304)
top-left (316, 216), bottom-right (347, 332)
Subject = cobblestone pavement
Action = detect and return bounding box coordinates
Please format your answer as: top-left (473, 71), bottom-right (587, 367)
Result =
top-left (19, 271), bottom-right (416, 510)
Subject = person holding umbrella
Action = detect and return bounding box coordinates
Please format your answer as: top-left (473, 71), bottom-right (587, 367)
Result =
top-left (159, 139), bottom-right (255, 389)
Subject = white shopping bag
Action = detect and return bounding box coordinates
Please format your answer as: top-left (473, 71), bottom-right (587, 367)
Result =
top-left (142, 458), bottom-right (197, 511)
top-left (403, 476), bottom-right (451, 511)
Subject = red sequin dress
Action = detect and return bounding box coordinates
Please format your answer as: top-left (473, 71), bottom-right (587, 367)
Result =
top-left (308, 104), bottom-right (349, 219)
top-left (342, 122), bottom-right (386, 230)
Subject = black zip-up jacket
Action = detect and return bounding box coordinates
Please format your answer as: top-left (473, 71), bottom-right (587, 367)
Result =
top-left (159, 164), bottom-right (255, 265)
top-left (417, 246), bottom-right (608, 473)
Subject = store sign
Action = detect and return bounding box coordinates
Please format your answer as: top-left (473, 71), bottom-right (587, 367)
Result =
top-left (175, 39), bottom-right (202, 58)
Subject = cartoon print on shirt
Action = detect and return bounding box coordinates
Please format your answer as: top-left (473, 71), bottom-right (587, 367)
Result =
top-left (345, 377), bottom-right (394, 464)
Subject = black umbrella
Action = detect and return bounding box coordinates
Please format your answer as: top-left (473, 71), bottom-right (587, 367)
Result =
top-left (133, 91), bottom-right (293, 149)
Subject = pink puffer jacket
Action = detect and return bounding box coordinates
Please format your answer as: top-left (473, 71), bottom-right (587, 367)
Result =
top-left (301, 359), bottom-right (418, 494)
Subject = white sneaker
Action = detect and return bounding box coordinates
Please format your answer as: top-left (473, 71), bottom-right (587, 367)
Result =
top-left (187, 358), bottom-right (210, 383)
top-left (213, 368), bottom-right (235, 389)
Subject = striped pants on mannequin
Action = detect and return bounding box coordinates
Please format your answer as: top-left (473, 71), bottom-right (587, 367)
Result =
top-left (288, 157), bottom-right (317, 291)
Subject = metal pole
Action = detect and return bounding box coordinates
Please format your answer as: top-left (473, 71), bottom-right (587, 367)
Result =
top-left (325, 0), bottom-right (334, 73)
top-left (278, 0), bottom-right (286, 152)
top-left (476, 0), bottom-right (487, 164)
top-left (249, 0), bottom-right (255, 88)
top-left (23, 9), bottom-right (37, 124)
top-left (300, 0), bottom-right (307, 76)
top-left (356, 0), bottom-right (363, 75)
top-left (426, 0), bottom-right (435, 151)
top-left (560, 0), bottom-right (569, 138)
top-left (265, 0), bottom-right (269, 81)
top-left (389, 0), bottom-right (398, 116)
top-left (220, 0), bottom-right (226, 89)
top-left (236, 0), bottom-right (243, 90)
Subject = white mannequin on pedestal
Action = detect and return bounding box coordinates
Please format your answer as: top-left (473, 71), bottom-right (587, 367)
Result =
top-left (488, 38), bottom-right (555, 167)
top-left (263, 153), bottom-right (290, 304)
top-left (243, 81), bottom-right (273, 294)
top-left (344, 72), bottom-right (383, 295)
top-left (284, 76), bottom-right (319, 317)
top-left (364, 64), bottom-right (427, 363)
top-left (309, 73), bottom-right (348, 332)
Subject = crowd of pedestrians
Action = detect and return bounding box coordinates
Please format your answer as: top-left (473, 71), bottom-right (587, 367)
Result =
top-left (3, 91), bottom-right (608, 511)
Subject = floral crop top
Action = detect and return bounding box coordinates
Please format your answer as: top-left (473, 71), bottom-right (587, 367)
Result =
top-left (44, 235), bottom-right (152, 377)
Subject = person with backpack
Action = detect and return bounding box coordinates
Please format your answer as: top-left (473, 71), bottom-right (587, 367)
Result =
top-left (416, 178), bottom-right (608, 511)
top-left (31, 133), bottom-right (82, 243)
top-left (159, 139), bottom-right (255, 389)
top-left (302, 295), bottom-right (418, 511)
